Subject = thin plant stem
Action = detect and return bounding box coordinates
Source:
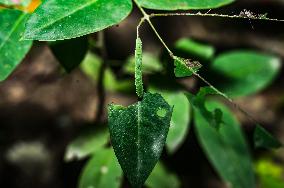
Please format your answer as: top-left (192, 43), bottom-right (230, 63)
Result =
top-left (147, 20), bottom-right (174, 57)
top-left (137, 17), bottom-right (146, 37)
top-left (194, 70), bottom-right (258, 124)
top-left (134, 0), bottom-right (174, 57)
top-left (148, 12), bottom-right (284, 22)
top-left (172, 56), bottom-right (259, 124)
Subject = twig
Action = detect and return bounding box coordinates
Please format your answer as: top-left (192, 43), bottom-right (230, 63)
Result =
top-left (134, 0), bottom-right (174, 57)
top-left (95, 31), bottom-right (107, 123)
top-left (148, 12), bottom-right (284, 22)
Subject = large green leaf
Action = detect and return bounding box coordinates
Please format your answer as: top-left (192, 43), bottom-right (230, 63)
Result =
top-left (64, 128), bottom-right (109, 162)
top-left (187, 89), bottom-right (255, 188)
top-left (145, 162), bottom-right (180, 188)
top-left (211, 51), bottom-right (281, 97)
top-left (24, 0), bottom-right (133, 40)
top-left (49, 36), bottom-right (88, 72)
top-left (108, 92), bottom-right (173, 187)
top-left (254, 125), bottom-right (282, 149)
top-left (0, 9), bottom-right (32, 81)
top-left (136, 0), bottom-right (235, 10)
top-left (78, 148), bottom-right (123, 188)
top-left (196, 103), bottom-right (255, 188)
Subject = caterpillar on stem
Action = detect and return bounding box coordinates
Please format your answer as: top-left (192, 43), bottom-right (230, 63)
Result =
top-left (135, 37), bottom-right (144, 99)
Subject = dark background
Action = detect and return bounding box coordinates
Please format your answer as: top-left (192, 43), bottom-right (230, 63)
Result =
top-left (1, 0), bottom-right (284, 187)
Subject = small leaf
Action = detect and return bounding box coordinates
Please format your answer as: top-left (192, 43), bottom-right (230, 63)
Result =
top-left (108, 92), bottom-right (173, 187)
top-left (175, 38), bottom-right (215, 60)
top-left (145, 162), bottom-right (180, 188)
top-left (254, 125), bottom-right (282, 149)
top-left (64, 128), bottom-right (109, 162)
top-left (124, 52), bottom-right (162, 74)
top-left (135, 37), bottom-right (144, 98)
top-left (81, 53), bottom-right (133, 92)
top-left (211, 50), bottom-right (281, 97)
top-left (256, 158), bottom-right (283, 178)
top-left (78, 148), bottom-right (123, 188)
top-left (49, 36), bottom-right (88, 72)
top-left (0, 9), bottom-right (32, 81)
top-left (136, 0), bottom-right (235, 10)
top-left (24, 0), bottom-right (133, 40)
top-left (173, 56), bottom-right (202, 78)
top-left (80, 53), bottom-right (101, 80)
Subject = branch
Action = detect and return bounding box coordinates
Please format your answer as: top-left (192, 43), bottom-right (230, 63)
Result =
top-left (148, 11), bottom-right (284, 22)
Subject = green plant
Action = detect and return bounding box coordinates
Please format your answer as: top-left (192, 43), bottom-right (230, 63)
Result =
top-left (1, 0), bottom-right (283, 188)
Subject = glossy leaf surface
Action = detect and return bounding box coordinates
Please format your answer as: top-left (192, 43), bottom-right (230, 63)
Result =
top-left (136, 0), bottom-right (234, 10)
top-left (212, 51), bottom-right (281, 97)
top-left (254, 125), bottom-right (282, 149)
top-left (145, 162), bottom-right (180, 188)
top-left (79, 148), bottom-right (123, 188)
top-left (24, 0), bottom-right (133, 40)
top-left (65, 128), bottom-right (109, 162)
top-left (187, 88), bottom-right (255, 188)
top-left (108, 92), bottom-right (172, 187)
top-left (0, 9), bottom-right (32, 81)
top-left (49, 36), bottom-right (88, 72)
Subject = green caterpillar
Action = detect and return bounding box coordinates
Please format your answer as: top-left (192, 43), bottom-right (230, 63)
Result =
top-left (135, 37), bottom-right (144, 98)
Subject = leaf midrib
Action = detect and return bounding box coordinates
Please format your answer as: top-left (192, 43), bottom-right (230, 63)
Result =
top-left (137, 102), bottom-right (142, 181)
